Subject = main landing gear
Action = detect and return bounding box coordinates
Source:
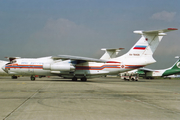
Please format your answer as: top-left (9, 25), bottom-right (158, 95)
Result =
top-left (30, 76), bottom-right (36, 81)
top-left (11, 75), bottom-right (18, 79)
top-left (81, 77), bottom-right (87, 81)
top-left (71, 77), bottom-right (87, 82)
top-left (72, 77), bottom-right (78, 81)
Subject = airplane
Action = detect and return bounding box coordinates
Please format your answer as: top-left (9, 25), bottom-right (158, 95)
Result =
top-left (2, 28), bottom-right (177, 81)
top-left (136, 56), bottom-right (180, 79)
top-left (1, 48), bottom-right (121, 80)
top-left (0, 48), bottom-right (121, 79)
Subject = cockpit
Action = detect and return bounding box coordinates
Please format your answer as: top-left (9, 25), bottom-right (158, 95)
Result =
top-left (5, 57), bottom-right (20, 65)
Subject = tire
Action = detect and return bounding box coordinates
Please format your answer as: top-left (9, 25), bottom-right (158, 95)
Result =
top-left (72, 77), bottom-right (77, 81)
top-left (12, 76), bottom-right (18, 79)
top-left (31, 76), bottom-right (35, 81)
top-left (81, 77), bottom-right (87, 82)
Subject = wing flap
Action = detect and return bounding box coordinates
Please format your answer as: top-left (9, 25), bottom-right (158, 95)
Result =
top-left (52, 55), bottom-right (107, 63)
top-left (138, 68), bottom-right (155, 72)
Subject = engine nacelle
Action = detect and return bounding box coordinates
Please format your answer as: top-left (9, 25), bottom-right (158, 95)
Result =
top-left (43, 63), bottom-right (75, 71)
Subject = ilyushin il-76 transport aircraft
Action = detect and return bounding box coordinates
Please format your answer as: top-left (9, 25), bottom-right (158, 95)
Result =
top-left (2, 28), bottom-right (177, 81)
top-left (0, 48), bottom-right (121, 79)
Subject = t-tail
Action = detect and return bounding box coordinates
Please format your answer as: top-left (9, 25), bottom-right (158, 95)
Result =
top-left (162, 58), bottom-right (180, 76)
top-left (113, 28), bottom-right (178, 66)
top-left (168, 58), bottom-right (180, 70)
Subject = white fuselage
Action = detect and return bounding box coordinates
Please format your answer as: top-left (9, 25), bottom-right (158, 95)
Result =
top-left (4, 56), bottom-right (148, 79)
top-left (146, 70), bottom-right (166, 77)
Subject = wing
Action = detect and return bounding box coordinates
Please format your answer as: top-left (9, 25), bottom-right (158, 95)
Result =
top-left (52, 55), bottom-right (107, 63)
top-left (138, 67), bottom-right (155, 72)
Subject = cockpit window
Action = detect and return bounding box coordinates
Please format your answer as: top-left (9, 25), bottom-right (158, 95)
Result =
top-left (11, 60), bottom-right (17, 63)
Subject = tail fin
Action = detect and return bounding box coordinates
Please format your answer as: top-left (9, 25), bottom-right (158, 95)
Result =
top-left (169, 59), bottom-right (180, 70)
top-left (100, 48), bottom-right (124, 60)
top-left (162, 58), bottom-right (180, 76)
top-left (118, 28), bottom-right (177, 64)
top-left (127, 28), bottom-right (177, 57)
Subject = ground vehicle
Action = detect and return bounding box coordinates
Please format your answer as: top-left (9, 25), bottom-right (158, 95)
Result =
top-left (121, 73), bottom-right (139, 81)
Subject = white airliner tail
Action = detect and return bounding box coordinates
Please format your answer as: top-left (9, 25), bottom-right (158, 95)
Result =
top-left (114, 28), bottom-right (178, 65)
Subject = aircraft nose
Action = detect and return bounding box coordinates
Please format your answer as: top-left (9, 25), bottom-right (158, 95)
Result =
top-left (2, 65), bottom-right (8, 73)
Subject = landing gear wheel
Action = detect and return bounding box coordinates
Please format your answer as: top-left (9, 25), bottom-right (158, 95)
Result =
top-left (81, 77), bottom-right (87, 82)
top-left (72, 77), bottom-right (77, 81)
top-left (30, 76), bottom-right (35, 81)
top-left (12, 76), bottom-right (18, 79)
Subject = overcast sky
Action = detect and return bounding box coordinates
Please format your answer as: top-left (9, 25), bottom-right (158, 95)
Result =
top-left (0, 0), bottom-right (179, 69)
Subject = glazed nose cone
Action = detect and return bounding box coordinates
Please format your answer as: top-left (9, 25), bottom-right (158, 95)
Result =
top-left (2, 65), bottom-right (8, 73)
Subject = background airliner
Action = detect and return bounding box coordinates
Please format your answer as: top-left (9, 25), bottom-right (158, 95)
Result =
top-left (137, 56), bottom-right (180, 79)
top-left (2, 28), bottom-right (177, 81)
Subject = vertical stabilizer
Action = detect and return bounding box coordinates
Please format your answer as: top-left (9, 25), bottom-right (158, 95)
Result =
top-left (169, 59), bottom-right (180, 69)
top-left (162, 58), bottom-right (180, 76)
top-left (112, 28), bottom-right (177, 66)
top-left (127, 28), bottom-right (177, 57)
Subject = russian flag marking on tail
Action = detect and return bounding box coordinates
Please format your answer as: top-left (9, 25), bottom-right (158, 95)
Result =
top-left (133, 45), bottom-right (147, 50)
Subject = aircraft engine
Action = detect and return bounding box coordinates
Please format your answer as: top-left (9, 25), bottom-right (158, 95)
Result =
top-left (43, 63), bottom-right (75, 71)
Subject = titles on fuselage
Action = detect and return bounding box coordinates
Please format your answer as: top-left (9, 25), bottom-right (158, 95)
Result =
top-left (20, 62), bottom-right (43, 65)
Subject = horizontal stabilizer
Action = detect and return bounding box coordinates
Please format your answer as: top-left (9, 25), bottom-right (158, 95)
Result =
top-left (134, 28), bottom-right (178, 35)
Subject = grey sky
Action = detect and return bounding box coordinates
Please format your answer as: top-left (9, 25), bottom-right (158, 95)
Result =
top-left (0, 0), bottom-right (179, 69)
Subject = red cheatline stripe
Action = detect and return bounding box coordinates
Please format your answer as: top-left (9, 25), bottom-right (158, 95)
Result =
top-left (106, 61), bottom-right (121, 63)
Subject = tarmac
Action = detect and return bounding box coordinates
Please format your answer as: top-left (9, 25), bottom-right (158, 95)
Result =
top-left (0, 76), bottom-right (180, 120)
